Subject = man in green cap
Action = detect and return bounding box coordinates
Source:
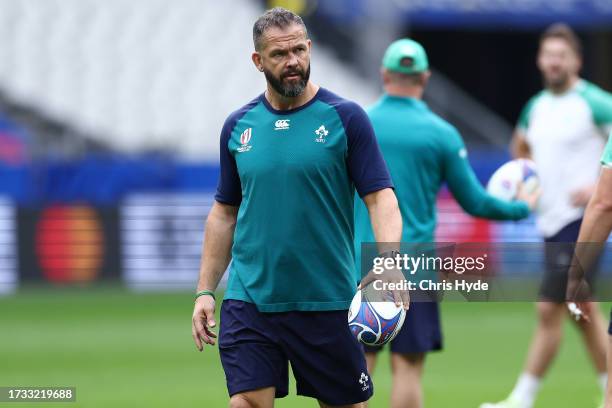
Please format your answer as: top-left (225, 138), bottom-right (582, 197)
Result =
top-left (354, 38), bottom-right (539, 407)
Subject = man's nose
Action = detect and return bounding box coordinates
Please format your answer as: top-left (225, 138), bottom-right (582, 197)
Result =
top-left (286, 52), bottom-right (299, 68)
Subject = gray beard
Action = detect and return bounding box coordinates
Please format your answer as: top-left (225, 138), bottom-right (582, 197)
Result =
top-left (264, 65), bottom-right (310, 98)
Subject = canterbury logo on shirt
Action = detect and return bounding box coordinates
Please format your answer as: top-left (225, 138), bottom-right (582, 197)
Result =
top-left (274, 119), bottom-right (290, 130)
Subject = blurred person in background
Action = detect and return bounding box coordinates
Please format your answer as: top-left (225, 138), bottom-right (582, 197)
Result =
top-left (565, 131), bottom-right (612, 408)
top-left (353, 38), bottom-right (538, 408)
top-left (481, 23), bottom-right (612, 408)
top-left (191, 7), bottom-right (406, 408)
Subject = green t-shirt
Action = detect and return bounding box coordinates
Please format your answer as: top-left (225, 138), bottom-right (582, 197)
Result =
top-left (354, 95), bottom-right (529, 276)
top-left (601, 131), bottom-right (612, 166)
top-left (216, 88), bottom-right (393, 312)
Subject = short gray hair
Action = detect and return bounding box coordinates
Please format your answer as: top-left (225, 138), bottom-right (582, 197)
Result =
top-left (253, 7), bottom-right (307, 51)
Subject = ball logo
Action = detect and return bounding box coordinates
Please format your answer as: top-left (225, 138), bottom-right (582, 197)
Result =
top-left (238, 128), bottom-right (253, 153)
top-left (35, 206), bottom-right (104, 283)
top-left (348, 289), bottom-right (406, 347)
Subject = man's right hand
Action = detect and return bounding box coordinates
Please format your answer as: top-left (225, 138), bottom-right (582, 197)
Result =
top-left (359, 266), bottom-right (410, 311)
top-left (567, 301), bottom-right (592, 323)
top-left (192, 295), bottom-right (217, 351)
top-left (566, 277), bottom-right (594, 322)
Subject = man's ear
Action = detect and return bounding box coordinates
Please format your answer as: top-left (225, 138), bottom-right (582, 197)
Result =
top-left (381, 68), bottom-right (390, 85)
top-left (252, 52), bottom-right (264, 72)
top-left (422, 70), bottom-right (432, 82)
top-left (575, 56), bottom-right (583, 74)
top-left (536, 52), bottom-right (543, 72)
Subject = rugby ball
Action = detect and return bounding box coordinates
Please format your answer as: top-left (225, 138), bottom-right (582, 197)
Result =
top-left (486, 158), bottom-right (539, 202)
top-left (348, 288), bottom-right (406, 346)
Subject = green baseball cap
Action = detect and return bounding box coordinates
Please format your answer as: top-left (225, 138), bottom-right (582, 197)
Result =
top-left (382, 39), bottom-right (429, 74)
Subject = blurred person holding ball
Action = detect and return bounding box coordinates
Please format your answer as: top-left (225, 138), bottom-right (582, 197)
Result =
top-left (354, 38), bottom-right (537, 408)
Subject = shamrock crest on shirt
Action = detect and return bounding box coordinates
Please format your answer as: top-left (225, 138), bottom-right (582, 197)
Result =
top-left (315, 125), bottom-right (329, 143)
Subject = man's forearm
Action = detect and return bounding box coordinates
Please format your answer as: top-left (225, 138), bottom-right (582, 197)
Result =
top-left (567, 170), bottom-right (612, 300)
top-left (361, 188), bottom-right (409, 308)
top-left (578, 199), bottom-right (612, 243)
top-left (570, 198), bottom-right (612, 282)
top-left (196, 203), bottom-right (238, 292)
top-left (364, 188), bottom-right (402, 251)
top-left (447, 153), bottom-right (530, 221)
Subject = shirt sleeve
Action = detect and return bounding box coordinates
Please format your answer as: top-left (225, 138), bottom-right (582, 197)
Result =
top-left (601, 131), bottom-right (612, 167)
top-left (341, 102), bottom-right (394, 197)
top-left (443, 127), bottom-right (530, 220)
top-left (582, 83), bottom-right (612, 136)
top-left (516, 95), bottom-right (538, 132)
top-left (214, 117), bottom-right (242, 206)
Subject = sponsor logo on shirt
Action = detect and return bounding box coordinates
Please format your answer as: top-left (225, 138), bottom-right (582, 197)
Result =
top-left (237, 128), bottom-right (252, 153)
top-left (274, 119), bottom-right (290, 131)
top-left (314, 125), bottom-right (329, 143)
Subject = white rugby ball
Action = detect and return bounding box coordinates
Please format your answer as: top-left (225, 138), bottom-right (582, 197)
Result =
top-left (348, 288), bottom-right (406, 346)
top-left (486, 158), bottom-right (539, 202)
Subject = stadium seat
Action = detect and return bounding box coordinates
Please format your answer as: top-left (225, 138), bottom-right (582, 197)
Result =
top-left (0, 0), bottom-right (378, 158)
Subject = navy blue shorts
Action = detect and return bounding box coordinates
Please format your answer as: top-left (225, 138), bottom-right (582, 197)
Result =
top-left (218, 300), bottom-right (373, 405)
top-left (363, 301), bottom-right (442, 354)
top-left (608, 310), bottom-right (612, 335)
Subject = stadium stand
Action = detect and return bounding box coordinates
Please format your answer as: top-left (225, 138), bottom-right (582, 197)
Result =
top-left (0, 0), bottom-right (379, 159)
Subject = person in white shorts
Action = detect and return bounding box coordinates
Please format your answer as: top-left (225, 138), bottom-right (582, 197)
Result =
top-left (481, 23), bottom-right (612, 408)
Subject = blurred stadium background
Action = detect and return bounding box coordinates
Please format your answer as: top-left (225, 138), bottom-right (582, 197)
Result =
top-left (1, 0), bottom-right (612, 407)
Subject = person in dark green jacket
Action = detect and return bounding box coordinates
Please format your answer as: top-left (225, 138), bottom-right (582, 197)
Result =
top-left (354, 38), bottom-right (539, 408)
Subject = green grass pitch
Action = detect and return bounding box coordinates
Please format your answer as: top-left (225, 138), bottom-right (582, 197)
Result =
top-left (0, 287), bottom-right (606, 407)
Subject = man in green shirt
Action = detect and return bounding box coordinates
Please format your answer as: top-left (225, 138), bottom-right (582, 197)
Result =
top-left (354, 39), bottom-right (537, 408)
top-left (191, 8), bottom-right (406, 408)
